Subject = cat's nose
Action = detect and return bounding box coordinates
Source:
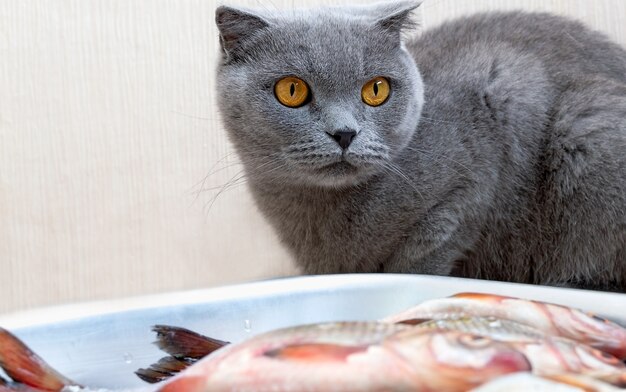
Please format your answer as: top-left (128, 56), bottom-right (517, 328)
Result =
top-left (327, 128), bottom-right (357, 150)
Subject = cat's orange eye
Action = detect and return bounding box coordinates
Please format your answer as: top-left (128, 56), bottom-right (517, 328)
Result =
top-left (275, 77), bottom-right (310, 108)
top-left (362, 77), bottom-right (390, 107)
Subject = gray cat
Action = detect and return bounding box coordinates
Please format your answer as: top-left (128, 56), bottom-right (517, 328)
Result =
top-left (214, 1), bottom-right (626, 291)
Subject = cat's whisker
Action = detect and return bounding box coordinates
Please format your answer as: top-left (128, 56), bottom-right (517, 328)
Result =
top-left (188, 152), bottom-right (244, 205)
top-left (202, 157), bottom-right (288, 212)
top-left (381, 161), bottom-right (425, 204)
top-left (201, 171), bottom-right (248, 195)
top-left (194, 174), bottom-right (247, 194)
top-left (171, 110), bottom-right (211, 121)
top-left (190, 152), bottom-right (238, 185)
top-left (204, 173), bottom-right (249, 215)
top-left (193, 161), bottom-right (246, 194)
top-left (402, 145), bottom-right (474, 179)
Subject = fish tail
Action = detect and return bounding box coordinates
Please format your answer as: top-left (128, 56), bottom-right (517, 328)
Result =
top-left (0, 327), bottom-right (77, 391)
top-left (135, 325), bottom-right (228, 384)
top-left (152, 325), bottom-right (229, 359)
top-left (135, 357), bottom-right (194, 384)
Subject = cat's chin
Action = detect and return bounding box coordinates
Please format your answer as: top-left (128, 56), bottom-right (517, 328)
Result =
top-left (303, 161), bottom-right (378, 188)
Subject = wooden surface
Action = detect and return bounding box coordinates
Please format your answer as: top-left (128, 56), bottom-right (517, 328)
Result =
top-left (1, 0), bottom-right (624, 314)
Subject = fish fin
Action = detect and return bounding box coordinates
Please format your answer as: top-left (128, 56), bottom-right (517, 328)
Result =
top-left (135, 325), bottom-right (228, 384)
top-left (135, 356), bottom-right (195, 384)
top-left (264, 343), bottom-right (367, 363)
top-left (0, 327), bottom-right (77, 391)
top-left (396, 318), bottom-right (431, 326)
top-left (152, 325), bottom-right (229, 359)
top-left (451, 292), bottom-right (511, 301)
top-left (157, 376), bottom-right (206, 392)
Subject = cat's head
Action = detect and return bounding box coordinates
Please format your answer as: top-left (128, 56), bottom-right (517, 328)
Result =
top-left (215, 1), bottom-right (424, 188)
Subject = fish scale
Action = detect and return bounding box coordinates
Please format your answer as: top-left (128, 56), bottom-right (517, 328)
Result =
top-left (243, 322), bottom-right (413, 347)
top-left (413, 316), bottom-right (557, 342)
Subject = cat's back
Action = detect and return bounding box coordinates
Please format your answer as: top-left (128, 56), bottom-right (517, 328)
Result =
top-left (403, 11), bottom-right (626, 288)
top-left (408, 11), bottom-right (626, 86)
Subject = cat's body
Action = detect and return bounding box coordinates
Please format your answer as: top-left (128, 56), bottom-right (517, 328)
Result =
top-left (215, 2), bottom-right (626, 291)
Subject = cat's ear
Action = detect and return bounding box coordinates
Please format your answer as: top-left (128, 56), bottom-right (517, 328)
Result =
top-left (372, 1), bottom-right (422, 38)
top-left (215, 6), bottom-right (270, 62)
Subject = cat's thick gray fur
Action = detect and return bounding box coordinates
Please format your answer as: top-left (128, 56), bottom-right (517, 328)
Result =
top-left (215, 1), bottom-right (626, 291)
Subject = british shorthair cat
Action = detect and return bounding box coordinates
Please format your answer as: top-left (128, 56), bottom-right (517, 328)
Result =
top-left (214, 1), bottom-right (626, 291)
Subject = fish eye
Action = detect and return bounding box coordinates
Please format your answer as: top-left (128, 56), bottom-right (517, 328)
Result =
top-left (275, 77), bottom-right (310, 108)
top-left (362, 77), bottom-right (390, 107)
top-left (590, 313), bottom-right (610, 324)
top-left (594, 349), bottom-right (621, 364)
top-left (575, 345), bottom-right (623, 369)
top-left (459, 334), bottom-right (492, 348)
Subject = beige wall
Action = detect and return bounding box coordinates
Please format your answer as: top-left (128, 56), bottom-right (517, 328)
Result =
top-left (1, 0), bottom-right (625, 314)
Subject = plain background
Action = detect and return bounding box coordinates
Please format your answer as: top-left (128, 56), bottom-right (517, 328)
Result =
top-left (1, 0), bottom-right (625, 314)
